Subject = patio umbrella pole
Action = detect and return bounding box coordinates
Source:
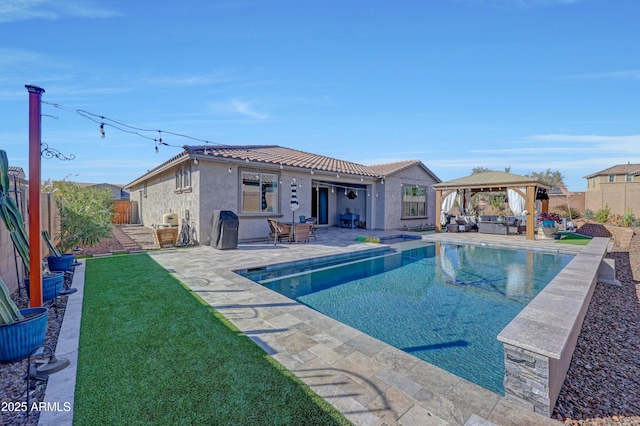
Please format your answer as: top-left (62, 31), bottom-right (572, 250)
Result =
top-left (290, 179), bottom-right (299, 223)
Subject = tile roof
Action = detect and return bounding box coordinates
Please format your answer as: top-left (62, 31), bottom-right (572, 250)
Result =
top-left (432, 171), bottom-right (550, 189)
top-left (583, 163), bottom-right (640, 179)
top-left (366, 160), bottom-right (420, 176)
top-left (127, 144), bottom-right (441, 188)
top-left (8, 166), bottom-right (25, 176)
top-left (186, 145), bottom-right (378, 177)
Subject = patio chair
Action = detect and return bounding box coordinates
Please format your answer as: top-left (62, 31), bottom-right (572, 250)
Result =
top-left (267, 219), bottom-right (291, 245)
top-left (305, 217), bottom-right (317, 240)
top-left (541, 225), bottom-right (560, 239)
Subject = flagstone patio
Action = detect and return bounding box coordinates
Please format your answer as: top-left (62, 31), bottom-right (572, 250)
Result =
top-left (42, 227), bottom-right (581, 425)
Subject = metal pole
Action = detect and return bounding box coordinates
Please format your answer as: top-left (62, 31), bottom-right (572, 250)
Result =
top-left (26, 85), bottom-right (44, 308)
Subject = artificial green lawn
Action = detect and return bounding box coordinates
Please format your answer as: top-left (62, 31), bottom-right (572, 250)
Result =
top-left (74, 254), bottom-right (352, 426)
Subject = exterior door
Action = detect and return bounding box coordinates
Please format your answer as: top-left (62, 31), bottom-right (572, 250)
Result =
top-left (312, 187), bottom-right (329, 225)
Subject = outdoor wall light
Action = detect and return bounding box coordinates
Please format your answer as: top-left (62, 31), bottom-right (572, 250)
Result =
top-left (228, 167), bottom-right (232, 173)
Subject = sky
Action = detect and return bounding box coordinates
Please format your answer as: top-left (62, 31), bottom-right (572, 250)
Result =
top-left (1, 0), bottom-right (639, 191)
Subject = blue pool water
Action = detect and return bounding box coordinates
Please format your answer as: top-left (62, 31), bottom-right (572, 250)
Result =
top-left (239, 242), bottom-right (573, 394)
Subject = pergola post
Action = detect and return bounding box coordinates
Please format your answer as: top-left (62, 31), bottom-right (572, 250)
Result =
top-left (526, 185), bottom-right (536, 241)
top-left (435, 189), bottom-right (442, 233)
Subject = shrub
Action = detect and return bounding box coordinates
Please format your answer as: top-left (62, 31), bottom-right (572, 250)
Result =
top-left (594, 206), bottom-right (611, 224)
top-left (609, 214), bottom-right (622, 227)
top-left (54, 182), bottom-right (115, 252)
top-left (584, 209), bottom-right (594, 220)
top-left (621, 208), bottom-right (636, 227)
top-left (552, 205), bottom-right (582, 220)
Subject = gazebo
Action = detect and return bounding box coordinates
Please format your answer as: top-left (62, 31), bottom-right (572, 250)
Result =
top-left (433, 172), bottom-right (552, 241)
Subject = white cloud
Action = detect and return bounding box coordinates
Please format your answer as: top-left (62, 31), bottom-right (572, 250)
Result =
top-left (209, 99), bottom-right (270, 120)
top-left (0, 0), bottom-right (121, 23)
top-left (230, 99), bottom-right (269, 119)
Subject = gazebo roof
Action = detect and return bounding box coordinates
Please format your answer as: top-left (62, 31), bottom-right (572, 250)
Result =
top-left (432, 171), bottom-right (551, 190)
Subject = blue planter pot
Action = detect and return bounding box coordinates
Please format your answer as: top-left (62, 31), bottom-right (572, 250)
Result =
top-left (25, 272), bottom-right (64, 303)
top-left (541, 220), bottom-right (556, 228)
top-left (47, 253), bottom-right (75, 272)
top-left (0, 307), bottom-right (48, 363)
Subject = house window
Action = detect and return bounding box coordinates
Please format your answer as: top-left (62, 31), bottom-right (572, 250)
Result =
top-left (627, 174), bottom-right (633, 182)
top-left (608, 175), bottom-right (615, 183)
top-left (591, 178), bottom-right (595, 187)
top-left (241, 171), bottom-right (279, 213)
top-left (402, 186), bottom-right (427, 218)
top-left (143, 183), bottom-right (147, 198)
top-left (183, 166), bottom-right (191, 188)
top-left (175, 169), bottom-right (182, 190)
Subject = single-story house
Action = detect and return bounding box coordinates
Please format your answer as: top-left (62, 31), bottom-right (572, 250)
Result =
top-left (125, 145), bottom-right (441, 243)
top-left (79, 182), bottom-right (130, 200)
top-left (584, 163), bottom-right (640, 216)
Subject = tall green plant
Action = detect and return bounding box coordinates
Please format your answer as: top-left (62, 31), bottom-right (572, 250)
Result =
top-left (621, 208), bottom-right (636, 227)
top-left (0, 276), bottom-right (22, 324)
top-left (54, 181), bottom-right (115, 253)
top-left (0, 151), bottom-right (30, 272)
top-left (595, 205), bottom-right (611, 224)
top-left (0, 150), bottom-right (25, 323)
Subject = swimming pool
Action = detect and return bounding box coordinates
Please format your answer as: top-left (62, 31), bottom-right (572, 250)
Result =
top-left (238, 241), bottom-right (573, 394)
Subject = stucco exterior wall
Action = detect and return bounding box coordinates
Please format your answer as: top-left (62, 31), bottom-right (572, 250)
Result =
top-left (378, 165), bottom-right (438, 230)
top-left (130, 161), bottom-right (201, 242)
top-left (127, 156), bottom-right (440, 242)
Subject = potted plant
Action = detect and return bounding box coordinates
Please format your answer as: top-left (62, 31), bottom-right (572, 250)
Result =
top-left (0, 277), bottom-right (48, 363)
top-left (537, 212), bottom-right (562, 228)
top-left (43, 230), bottom-right (75, 272)
top-left (0, 149), bottom-right (48, 363)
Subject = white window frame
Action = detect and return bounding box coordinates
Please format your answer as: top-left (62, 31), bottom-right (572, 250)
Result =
top-left (240, 170), bottom-right (280, 214)
top-left (183, 166), bottom-right (191, 189)
top-left (175, 169), bottom-right (182, 190)
top-left (401, 185), bottom-right (427, 218)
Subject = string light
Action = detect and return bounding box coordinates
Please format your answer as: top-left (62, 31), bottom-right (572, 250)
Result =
top-left (42, 100), bottom-right (398, 184)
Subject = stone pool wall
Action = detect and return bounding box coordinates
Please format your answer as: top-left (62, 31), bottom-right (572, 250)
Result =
top-left (498, 237), bottom-right (612, 416)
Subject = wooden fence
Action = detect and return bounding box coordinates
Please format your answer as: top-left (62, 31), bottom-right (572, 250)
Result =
top-left (112, 200), bottom-right (131, 224)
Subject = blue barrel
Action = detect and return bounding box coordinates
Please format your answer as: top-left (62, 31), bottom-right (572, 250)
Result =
top-left (47, 253), bottom-right (75, 272)
top-left (0, 307), bottom-right (48, 363)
